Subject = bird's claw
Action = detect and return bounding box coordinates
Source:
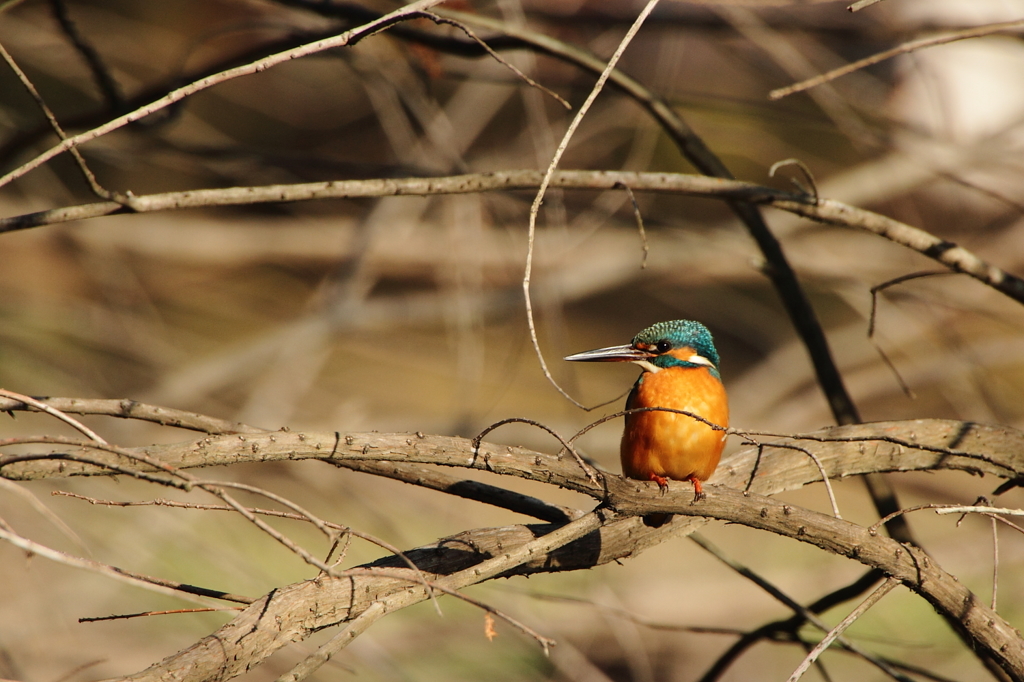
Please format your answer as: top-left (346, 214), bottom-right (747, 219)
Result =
top-left (689, 478), bottom-right (706, 504)
top-left (650, 474), bottom-right (670, 495)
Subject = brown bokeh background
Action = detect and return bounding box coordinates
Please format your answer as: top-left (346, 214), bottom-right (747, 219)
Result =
top-left (2, 1), bottom-right (1024, 680)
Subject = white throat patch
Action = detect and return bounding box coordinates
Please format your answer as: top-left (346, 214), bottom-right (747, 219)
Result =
top-left (632, 360), bottom-right (662, 374)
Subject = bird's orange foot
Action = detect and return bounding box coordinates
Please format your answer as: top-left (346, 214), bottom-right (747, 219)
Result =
top-left (689, 477), bottom-right (706, 504)
top-left (644, 473), bottom-right (672, 527)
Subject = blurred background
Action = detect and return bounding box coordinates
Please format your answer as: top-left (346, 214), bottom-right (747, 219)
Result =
top-left (2, 0), bottom-right (1024, 680)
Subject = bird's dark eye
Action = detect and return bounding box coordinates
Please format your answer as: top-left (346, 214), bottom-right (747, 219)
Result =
top-left (655, 340), bottom-right (671, 353)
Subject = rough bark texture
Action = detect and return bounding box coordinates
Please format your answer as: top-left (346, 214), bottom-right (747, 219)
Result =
top-left (0, 420), bottom-right (1002, 681)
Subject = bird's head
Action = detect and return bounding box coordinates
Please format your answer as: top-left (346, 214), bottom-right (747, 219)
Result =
top-left (564, 319), bottom-right (721, 378)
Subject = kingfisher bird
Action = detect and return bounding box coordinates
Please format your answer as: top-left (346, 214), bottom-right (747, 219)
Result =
top-left (565, 320), bottom-right (729, 526)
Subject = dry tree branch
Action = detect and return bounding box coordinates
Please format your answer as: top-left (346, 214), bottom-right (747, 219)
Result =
top-left (330, 458), bottom-right (585, 523)
top-left (273, 510), bottom-right (603, 682)
top-left (778, 197), bottom-right (1024, 305)
top-left (0, 170), bottom-right (774, 230)
top-left (0, 477), bottom-right (89, 556)
top-left (5, 417), bottom-right (1024, 680)
top-left (0, 39), bottom-right (117, 202)
top-left (522, 0), bottom-right (660, 409)
top-left (3, 170), bottom-right (1019, 308)
top-left (869, 503), bottom-right (1024, 536)
top-left (4, 420), bottom-right (1022, 495)
top-left (122, 510), bottom-right (610, 682)
top-left (106, 419), bottom-right (1024, 681)
top-left (417, 11), bottom-right (570, 110)
top-left (605, 483), bottom-right (1024, 680)
top-left (935, 505), bottom-right (1024, 518)
top-left (473, 416), bottom-right (599, 483)
top-left (1, 435), bottom-right (346, 576)
top-left (0, 0), bottom-right (448, 190)
top-left (771, 19), bottom-right (1024, 100)
top-left (80, 607), bottom-right (245, 623)
top-left (787, 577), bottom-right (901, 682)
top-left (0, 396), bottom-right (261, 434)
top-left (54, 491), bottom-right (443, 610)
top-left (691, 534), bottom-right (909, 681)
top-left (0, 396), bottom-right (582, 522)
top-left (49, 0), bottom-right (123, 108)
top-left (0, 521), bottom-right (247, 606)
top-left (0, 389), bottom-right (107, 443)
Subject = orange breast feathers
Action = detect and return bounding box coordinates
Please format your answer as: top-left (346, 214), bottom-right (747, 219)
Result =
top-left (620, 363), bottom-right (729, 484)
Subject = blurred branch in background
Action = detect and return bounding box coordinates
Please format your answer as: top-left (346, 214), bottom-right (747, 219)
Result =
top-left (1, 0), bottom-right (1024, 681)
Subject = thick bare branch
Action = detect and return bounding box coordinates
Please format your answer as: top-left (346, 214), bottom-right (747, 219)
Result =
top-left (4, 420), bottom-right (1021, 494)
top-left (6, 171), bottom-right (1017, 308)
top-left (119, 509), bottom-right (610, 682)
top-left (85, 416), bottom-right (1024, 682)
top-left (604, 482), bottom-right (1024, 680)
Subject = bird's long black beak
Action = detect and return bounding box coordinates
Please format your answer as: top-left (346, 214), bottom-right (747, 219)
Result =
top-left (564, 344), bottom-right (655, 362)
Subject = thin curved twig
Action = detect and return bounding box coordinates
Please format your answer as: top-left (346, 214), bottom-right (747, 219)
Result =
top-left (473, 417), bottom-right (599, 484)
top-left (417, 11), bottom-right (570, 110)
top-left (0, 388), bottom-right (108, 443)
top-left (0, 40), bottom-right (117, 201)
top-left (737, 437), bottom-right (842, 518)
top-left (53, 490), bottom-right (444, 615)
top-left (570, 405), bottom-right (729, 447)
top-left (0, 522), bottom-right (251, 605)
top-left (787, 577), bottom-right (901, 682)
top-left (614, 181), bottom-right (649, 268)
top-left (0, 435), bottom-right (342, 577)
top-left (522, 0), bottom-right (660, 410)
top-left (771, 19), bottom-right (1024, 100)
